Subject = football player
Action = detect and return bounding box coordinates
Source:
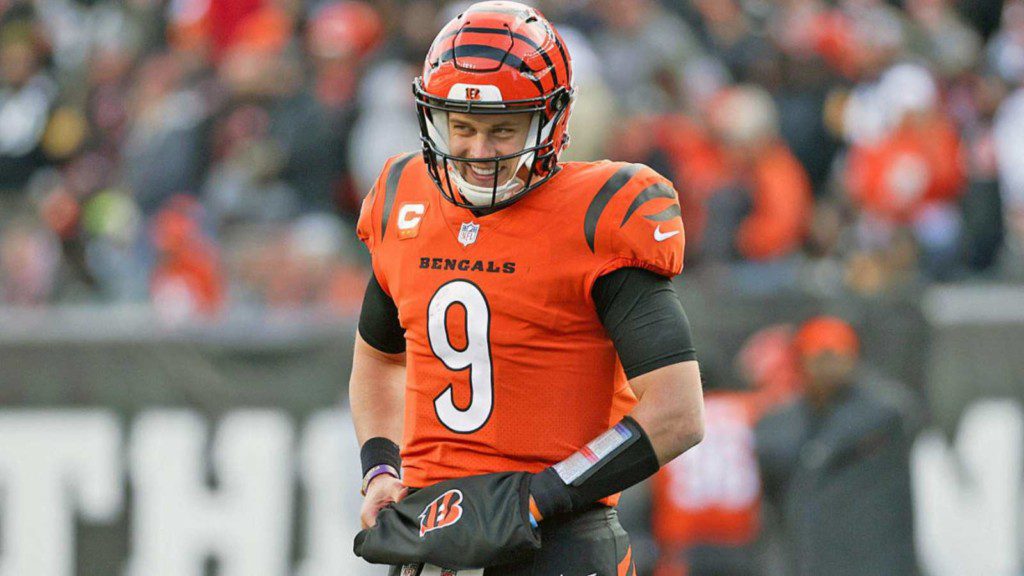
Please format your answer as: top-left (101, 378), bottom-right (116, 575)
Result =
top-left (350, 2), bottom-right (705, 574)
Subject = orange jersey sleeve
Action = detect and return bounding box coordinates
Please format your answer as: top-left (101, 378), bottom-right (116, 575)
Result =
top-left (356, 152), bottom-right (417, 292)
top-left (582, 163), bottom-right (685, 286)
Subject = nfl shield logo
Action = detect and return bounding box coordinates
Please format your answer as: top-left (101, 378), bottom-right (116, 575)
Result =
top-left (458, 221), bottom-right (480, 246)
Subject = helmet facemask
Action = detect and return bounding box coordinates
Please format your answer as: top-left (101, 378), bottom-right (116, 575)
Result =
top-left (414, 79), bottom-right (571, 210)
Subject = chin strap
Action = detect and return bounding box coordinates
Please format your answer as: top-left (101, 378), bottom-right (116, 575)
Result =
top-left (446, 165), bottom-right (525, 206)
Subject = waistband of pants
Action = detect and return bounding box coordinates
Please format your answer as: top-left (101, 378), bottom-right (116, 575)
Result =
top-left (538, 503), bottom-right (618, 536)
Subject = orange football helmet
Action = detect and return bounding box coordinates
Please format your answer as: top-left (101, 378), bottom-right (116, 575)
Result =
top-left (413, 1), bottom-right (575, 209)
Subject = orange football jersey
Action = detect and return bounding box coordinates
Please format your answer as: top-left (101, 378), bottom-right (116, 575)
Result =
top-left (357, 154), bottom-right (685, 495)
top-left (651, 391), bottom-right (762, 547)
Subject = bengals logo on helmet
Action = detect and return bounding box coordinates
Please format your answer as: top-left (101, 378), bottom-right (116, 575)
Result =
top-left (418, 489), bottom-right (465, 537)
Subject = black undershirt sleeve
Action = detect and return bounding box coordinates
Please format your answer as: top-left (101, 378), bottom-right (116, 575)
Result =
top-left (357, 274), bottom-right (406, 354)
top-left (592, 267), bottom-right (697, 379)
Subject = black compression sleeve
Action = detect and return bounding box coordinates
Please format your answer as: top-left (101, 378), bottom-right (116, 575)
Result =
top-left (357, 274), bottom-right (406, 354)
top-left (592, 268), bottom-right (697, 378)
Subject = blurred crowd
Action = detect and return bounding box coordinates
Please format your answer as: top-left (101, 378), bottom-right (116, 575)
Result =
top-left (0, 0), bottom-right (1021, 318)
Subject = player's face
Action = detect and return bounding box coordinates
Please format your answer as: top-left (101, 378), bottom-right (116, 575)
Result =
top-left (447, 112), bottom-right (533, 187)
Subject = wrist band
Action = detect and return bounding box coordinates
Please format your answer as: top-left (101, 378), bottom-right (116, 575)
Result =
top-left (361, 464), bottom-right (400, 496)
top-left (360, 437), bottom-right (402, 478)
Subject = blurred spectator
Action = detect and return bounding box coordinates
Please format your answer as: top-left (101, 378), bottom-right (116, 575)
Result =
top-left (994, 85), bottom-right (1024, 268)
top-left (0, 19), bottom-right (57, 193)
top-left (688, 0), bottom-right (772, 85)
top-left (223, 212), bottom-right (366, 313)
top-left (203, 103), bottom-right (299, 226)
top-left (904, 0), bottom-right (982, 77)
top-left (703, 86), bottom-right (813, 266)
top-left (123, 53), bottom-right (209, 215)
top-left (270, 213), bottom-right (365, 311)
top-left (952, 72), bottom-right (1006, 273)
top-left (801, 198), bottom-right (855, 296)
top-left (735, 323), bottom-right (804, 413)
top-left (589, 0), bottom-right (703, 114)
top-left (844, 63), bottom-right (966, 281)
top-left (0, 216), bottom-right (60, 305)
top-left (272, 0), bottom-right (381, 216)
top-left (987, 0), bottom-right (1024, 86)
top-left (81, 187), bottom-right (148, 301)
top-left (756, 316), bottom-right (920, 576)
top-left (348, 0), bottom-right (434, 194)
top-left (550, 25), bottom-right (615, 163)
top-left (149, 195), bottom-right (224, 323)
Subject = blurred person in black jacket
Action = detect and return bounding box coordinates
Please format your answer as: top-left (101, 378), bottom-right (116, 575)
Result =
top-left (756, 316), bottom-right (919, 576)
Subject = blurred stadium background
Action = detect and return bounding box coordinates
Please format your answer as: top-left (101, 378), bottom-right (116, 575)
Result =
top-left (0, 0), bottom-right (1023, 574)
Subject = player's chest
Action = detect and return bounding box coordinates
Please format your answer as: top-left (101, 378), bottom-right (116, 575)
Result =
top-left (376, 202), bottom-right (592, 333)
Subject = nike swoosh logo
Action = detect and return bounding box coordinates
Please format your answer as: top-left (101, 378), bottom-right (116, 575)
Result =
top-left (653, 225), bottom-right (680, 242)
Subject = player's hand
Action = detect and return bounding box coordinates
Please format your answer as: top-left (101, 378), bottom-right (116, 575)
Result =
top-left (353, 471), bottom-right (541, 569)
top-left (361, 473), bottom-right (408, 529)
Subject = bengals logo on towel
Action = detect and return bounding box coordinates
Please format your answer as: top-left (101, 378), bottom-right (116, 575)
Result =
top-left (419, 489), bottom-right (464, 537)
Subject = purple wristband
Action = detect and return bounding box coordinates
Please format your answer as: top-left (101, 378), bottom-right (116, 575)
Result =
top-left (361, 464), bottom-right (400, 495)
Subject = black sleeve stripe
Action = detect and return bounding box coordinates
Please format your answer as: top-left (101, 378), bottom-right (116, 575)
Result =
top-left (642, 204), bottom-right (681, 222)
top-left (620, 182), bottom-right (677, 227)
top-left (381, 153), bottom-right (416, 238)
top-left (584, 164), bottom-right (643, 253)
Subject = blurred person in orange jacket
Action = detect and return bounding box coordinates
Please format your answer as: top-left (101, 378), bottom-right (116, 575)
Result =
top-left (150, 196), bottom-right (225, 323)
top-left (702, 86), bottom-right (813, 265)
top-left (845, 63), bottom-right (966, 280)
top-left (651, 324), bottom-right (803, 576)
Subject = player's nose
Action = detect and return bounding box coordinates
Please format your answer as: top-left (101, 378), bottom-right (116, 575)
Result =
top-left (466, 133), bottom-right (498, 159)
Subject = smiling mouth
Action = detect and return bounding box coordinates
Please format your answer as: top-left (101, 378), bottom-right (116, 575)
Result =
top-left (462, 163), bottom-right (505, 185)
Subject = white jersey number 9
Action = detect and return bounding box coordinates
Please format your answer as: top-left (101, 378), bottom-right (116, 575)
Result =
top-left (427, 280), bottom-right (494, 433)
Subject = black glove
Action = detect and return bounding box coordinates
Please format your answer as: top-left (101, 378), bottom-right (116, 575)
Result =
top-left (354, 471), bottom-right (541, 569)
